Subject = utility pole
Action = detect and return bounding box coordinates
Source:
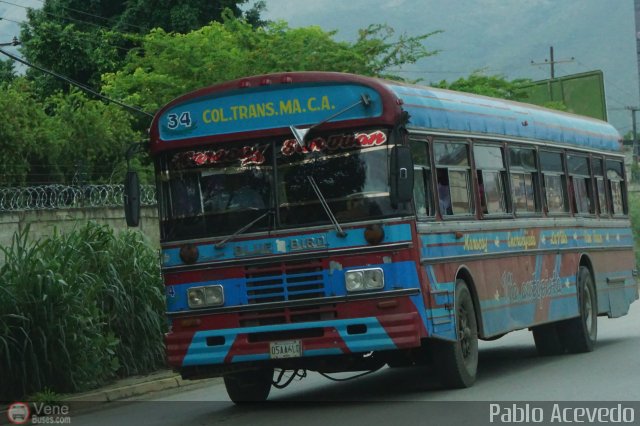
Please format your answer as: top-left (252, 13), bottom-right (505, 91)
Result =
top-left (0, 37), bottom-right (20, 47)
top-left (627, 106), bottom-right (639, 162)
top-left (531, 46), bottom-right (575, 80)
top-left (531, 46), bottom-right (575, 102)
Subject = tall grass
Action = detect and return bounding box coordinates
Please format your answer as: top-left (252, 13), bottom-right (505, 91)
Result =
top-left (0, 223), bottom-right (164, 401)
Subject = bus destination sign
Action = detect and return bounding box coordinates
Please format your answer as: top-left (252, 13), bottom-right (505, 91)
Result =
top-left (158, 84), bottom-right (383, 141)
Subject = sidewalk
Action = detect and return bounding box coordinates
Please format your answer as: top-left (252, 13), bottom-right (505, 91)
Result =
top-left (64, 370), bottom-right (217, 403)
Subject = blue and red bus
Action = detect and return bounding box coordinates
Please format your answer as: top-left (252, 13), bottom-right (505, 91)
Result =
top-left (125, 72), bottom-right (638, 402)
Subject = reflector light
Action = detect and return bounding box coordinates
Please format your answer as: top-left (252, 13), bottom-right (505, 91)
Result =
top-left (179, 244), bottom-right (199, 264)
top-left (364, 224), bottom-right (385, 245)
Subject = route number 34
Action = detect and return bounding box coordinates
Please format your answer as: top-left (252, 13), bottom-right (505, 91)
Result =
top-left (167, 112), bottom-right (192, 129)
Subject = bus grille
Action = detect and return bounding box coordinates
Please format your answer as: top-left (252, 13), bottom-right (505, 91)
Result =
top-left (244, 260), bottom-right (326, 304)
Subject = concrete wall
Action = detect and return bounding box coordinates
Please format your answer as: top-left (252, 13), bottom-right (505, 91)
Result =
top-left (0, 206), bottom-right (160, 250)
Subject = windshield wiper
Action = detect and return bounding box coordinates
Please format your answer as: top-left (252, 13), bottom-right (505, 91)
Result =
top-left (287, 94), bottom-right (371, 238)
top-left (290, 93), bottom-right (371, 147)
top-left (307, 176), bottom-right (346, 238)
top-left (214, 209), bottom-right (273, 249)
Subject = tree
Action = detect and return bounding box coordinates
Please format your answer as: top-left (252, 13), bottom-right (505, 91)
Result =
top-left (102, 15), bottom-right (441, 114)
top-left (43, 89), bottom-right (142, 184)
top-left (0, 59), bottom-right (15, 85)
top-left (19, 0), bottom-right (265, 97)
top-left (434, 72), bottom-right (532, 102)
top-left (0, 78), bottom-right (141, 186)
top-left (436, 74), bottom-right (577, 112)
top-left (0, 80), bottom-right (55, 185)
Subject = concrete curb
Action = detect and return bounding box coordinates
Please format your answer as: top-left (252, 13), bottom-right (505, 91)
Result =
top-left (65, 375), bottom-right (189, 403)
top-left (1, 372), bottom-right (221, 423)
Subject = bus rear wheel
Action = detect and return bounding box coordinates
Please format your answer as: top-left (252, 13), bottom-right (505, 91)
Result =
top-left (558, 266), bottom-right (597, 353)
top-left (433, 280), bottom-right (478, 388)
top-left (223, 368), bottom-right (273, 404)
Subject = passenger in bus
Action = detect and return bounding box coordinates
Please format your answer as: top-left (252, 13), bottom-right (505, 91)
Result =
top-left (204, 176), bottom-right (265, 212)
top-left (227, 181), bottom-right (265, 211)
top-left (172, 176), bottom-right (201, 217)
top-left (437, 169), bottom-right (453, 215)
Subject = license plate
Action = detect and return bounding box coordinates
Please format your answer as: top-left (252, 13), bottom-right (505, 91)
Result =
top-left (269, 340), bottom-right (302, 359)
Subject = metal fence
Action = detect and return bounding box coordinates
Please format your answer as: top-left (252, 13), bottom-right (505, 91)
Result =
top-left (0, 184), bottom-right (157, 212)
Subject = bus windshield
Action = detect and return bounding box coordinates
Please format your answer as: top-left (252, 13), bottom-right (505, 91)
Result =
top-left (161, 142), bottom-right (273, 241)
top-left (276, 131), bottom-right (403, 226)
top-left (160, 129), bottom-right (409, 241)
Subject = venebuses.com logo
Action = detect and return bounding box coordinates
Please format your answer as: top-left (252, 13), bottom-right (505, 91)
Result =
top-left (6, 402), bottom-right (30, 425)
top-left (6, 401), bottom-right (72, 424)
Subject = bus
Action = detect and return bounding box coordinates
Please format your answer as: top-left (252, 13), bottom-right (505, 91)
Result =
top-left (124, 71), bottom-right (638, 403)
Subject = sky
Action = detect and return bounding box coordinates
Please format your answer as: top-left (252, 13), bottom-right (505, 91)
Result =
top-left (1, 0), bottom-right (638, 135)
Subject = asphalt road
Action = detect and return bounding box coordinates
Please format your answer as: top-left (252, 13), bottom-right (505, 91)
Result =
top-left (72, 300), bottom-right (640, 426)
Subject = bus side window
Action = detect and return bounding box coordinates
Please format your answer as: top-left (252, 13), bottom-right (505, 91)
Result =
top-left (540, 150), bottom-right (568, 214)
top-left (434, 141), bottom-right (472, 216)
top-left (410, 138), bottom-right (434, 217)
top-left (606, 159), bottom-right (627, 216)
top-left (474, 144), bottom-right (509, 215)
top-left (567, 154), bottom-right (594, 215)
top-left (593, 157), bottom-right (608, 216)
top-left (509, 146), bottom-right (539, 214)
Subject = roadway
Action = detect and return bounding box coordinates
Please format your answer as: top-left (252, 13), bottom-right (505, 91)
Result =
top-left (72, 300), bottom-right (640, 426)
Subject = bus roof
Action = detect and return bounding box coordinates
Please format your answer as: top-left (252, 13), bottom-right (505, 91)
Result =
top-left (383, 80), bottom-right (622, 152)
top-left (150, 72), bottom-right (622, 154)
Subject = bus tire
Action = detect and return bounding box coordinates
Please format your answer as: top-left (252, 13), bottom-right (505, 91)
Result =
top-left (433, 280), bottom-right (478, 388)
top-left (558, 266), bottom-right (597, 353)
top-left (223, 368), bottom-right (273, 403)
top-left (532, 323), bottom-right (566, 356)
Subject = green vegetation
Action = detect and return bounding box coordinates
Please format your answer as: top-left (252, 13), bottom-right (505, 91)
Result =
top-left (0, 223), bottom-right (164, 401)
top-left (1, 5), bottom-right (440, 186)
top-left (20, 0), bottom-right (266, 97)
top-left (103, 17), bottom-right (440, 114)
top-left (434, 72), bottom-right (532, 101)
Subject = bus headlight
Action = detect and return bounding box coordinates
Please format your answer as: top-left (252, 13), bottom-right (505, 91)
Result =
top-left (345, 268), bottom-right (384, 292)
top-left (187, 285), bottom-right (224, 308)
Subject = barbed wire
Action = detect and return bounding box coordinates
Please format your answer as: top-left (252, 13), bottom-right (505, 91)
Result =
top-left (0, 184), bottom-right (156, 212)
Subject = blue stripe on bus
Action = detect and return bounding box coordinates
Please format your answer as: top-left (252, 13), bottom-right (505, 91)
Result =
top-left (166, 260), bottom-right (420, 313)
top-left (420, 228), bottom-right (633, 258)
top-left (162, 223), bottom-right (412, 267)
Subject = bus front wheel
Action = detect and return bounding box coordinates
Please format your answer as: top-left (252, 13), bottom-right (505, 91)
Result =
top-left (223, 368), bottom-right (273, 404)
top-left (433, 280), bottom-right (478, 388)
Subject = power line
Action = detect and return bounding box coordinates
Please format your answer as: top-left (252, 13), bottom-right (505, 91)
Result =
top-left (29, 0), bottom-right (148, 32)
top-left (0, 46), bottom-right (153, 118)
top-left (0, 15), bottom-right (139, 55)
top-left (0, 0), bottom-right (144, 44)
top-left (0, 16), bottom-right (23, 25)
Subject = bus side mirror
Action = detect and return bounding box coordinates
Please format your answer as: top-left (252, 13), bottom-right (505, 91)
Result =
top-left (124, 171), bottom-right (141, 227)
top-left (390, 145), bottom-right (414, 207)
